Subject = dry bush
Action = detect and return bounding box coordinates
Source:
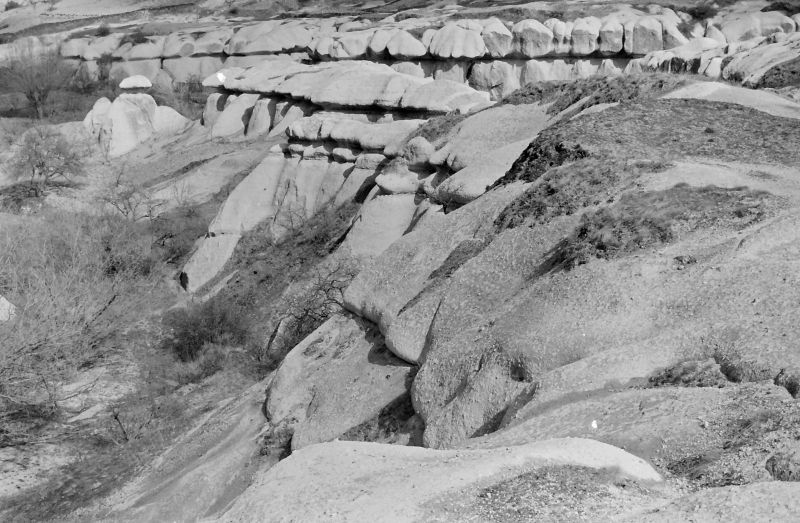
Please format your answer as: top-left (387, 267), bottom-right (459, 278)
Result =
top-left (0, 211), bottom-right (157, 420)
top-left (7, 126), bottom-right (85, 195)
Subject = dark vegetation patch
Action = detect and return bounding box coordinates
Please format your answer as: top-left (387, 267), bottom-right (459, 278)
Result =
top-left (762, 1), bottom-right (800, 16)
top-left (204, 201), bottom-right (361, 371)
top-left (538, 184), bottom-right (768, 273)
top-left (501, 73), bottom-right (699, 117)
top-left (496, 98), bottom-right (800, 192)
top-left (445, 465), bottom-right (653, 522)
top-left (492, 134), bottom-right (589, 187)
top-left (648, 359), bottom-right (729, 388)
top-left (161, 297), bottom-right (249, 362)
top-left (339, 392), bottom-right (422, 445)
top-left (0, 179), bottom-right (74, 213)
top-left (756, 56), bottom-right (800, 89)
top-left (403, 112), bottom-right (466, 146)
top-left (493, 159), bottom-right (623, 232)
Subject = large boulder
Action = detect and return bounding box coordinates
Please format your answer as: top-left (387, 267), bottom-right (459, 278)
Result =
top-left (468, 60), bottom-right (520, 100)
top-left (428, 23), bottom-right (487, 59)
top-left (225, 21), bottom-right (311, 55)
top-left (544, 18), bottom-right (573, 55)
top-left (512, 19), bottom-right (554, 57)
top-left (722, 34), bottom-right (800, 88)
top-left (599, 17), bottom-right (624, 54)
top-left (220, 438), bottom-right (661, 521)
top-left (624, 17), bottom-right (664, 55)
top-left (571, 17), bottom-right (601, 56)
top-left (83, 93), bottom-right (161, 157)
top-left (481, 18), bottom-right (513, 58)
top-left (265, 313), bottom-right (412, 451)
top-left (210, 93), bottom-right (260, 139)
top-left (720, 11), bottom-right (797, 43)
top-left (385, 30), bottom-right (427, 59)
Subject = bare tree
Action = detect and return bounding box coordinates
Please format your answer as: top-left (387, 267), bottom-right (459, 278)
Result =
top-left (8, 127), bottom-right (83, 195)
top-left (0, 50), bottom-right (74, 119)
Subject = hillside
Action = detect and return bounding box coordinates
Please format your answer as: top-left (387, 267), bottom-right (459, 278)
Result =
top-left (1, 0), bottom-right (800, 521)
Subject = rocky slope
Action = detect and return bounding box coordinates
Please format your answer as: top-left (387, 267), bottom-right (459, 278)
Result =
top-left (3, 1), bottom-right (800, 521)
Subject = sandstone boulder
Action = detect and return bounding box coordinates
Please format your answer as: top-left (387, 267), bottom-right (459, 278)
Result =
top-left (624, 17), bottom-right (664, 55)
top-left (599, 17), bottom-right (624, 54)
top-left (220, 438), bottom-right (661, 521)
top-left (481, 18), bottom-right (512, 58)
top-left (512, 19), bottom-right (554, 57)
top-left (468, 60), bottom-right (520, 100)
top-left (265, 313), bottom-right (411, 451)
top-left (428, 23), bottom-right (487, 59)
top-left (340, 193), bottom-right (419, 260)
top-left (386, 30), bottom-right (427, 59)
top-left (211, 93), bottom-right (260, 138)
top-left (544, 19), bottom-right (573, 55)
top-left (571, 17), bottom-right (601, 55)
top-left (720, 11), bottom-right (796, 43)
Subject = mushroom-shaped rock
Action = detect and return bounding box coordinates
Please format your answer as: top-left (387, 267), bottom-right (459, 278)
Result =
top-left (571, 17), bottom-right (601, 55)
top-left (386, 30), bottom-right (427, 59)
top-left (481, 18), bottom-right (513, 58)
top-left (624, 17), bottom-right (664, 55)
top-left (428, 23), bottom-right (487, 59)
top-left (512, 19), bottom-right (554, 57)
top-left (544, 19), bottom-right (573, 55)
top-left (119, 75), bottom-right (152, 89)
top-left (599, 18), bottom-right (624, 54)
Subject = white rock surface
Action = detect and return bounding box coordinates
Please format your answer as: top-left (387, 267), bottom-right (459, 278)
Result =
top-left (220, 438), bottom-right (661, 522)
top-left (119, 75), bottom-right (152, 89)
top-left (181, 234), bottom-right (241, 293)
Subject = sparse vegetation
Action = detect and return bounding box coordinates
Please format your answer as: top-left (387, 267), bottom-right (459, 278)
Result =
top-left (403, 112), bottom-right (466, 147)
top-left (95, 23), bottom-right (111, 37)
top-left (7, 127), bottom-right (85, 195)
top-left (539, 184), bottom-right (769, 273)
top-left (4, 0), bottom-right (20, 10)
top-left (160, 297), bottom-right (249, 362)
top-left (0, 211), bottom-right (158, 426)
top-left (501, 73), bottom-right (700, 117)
